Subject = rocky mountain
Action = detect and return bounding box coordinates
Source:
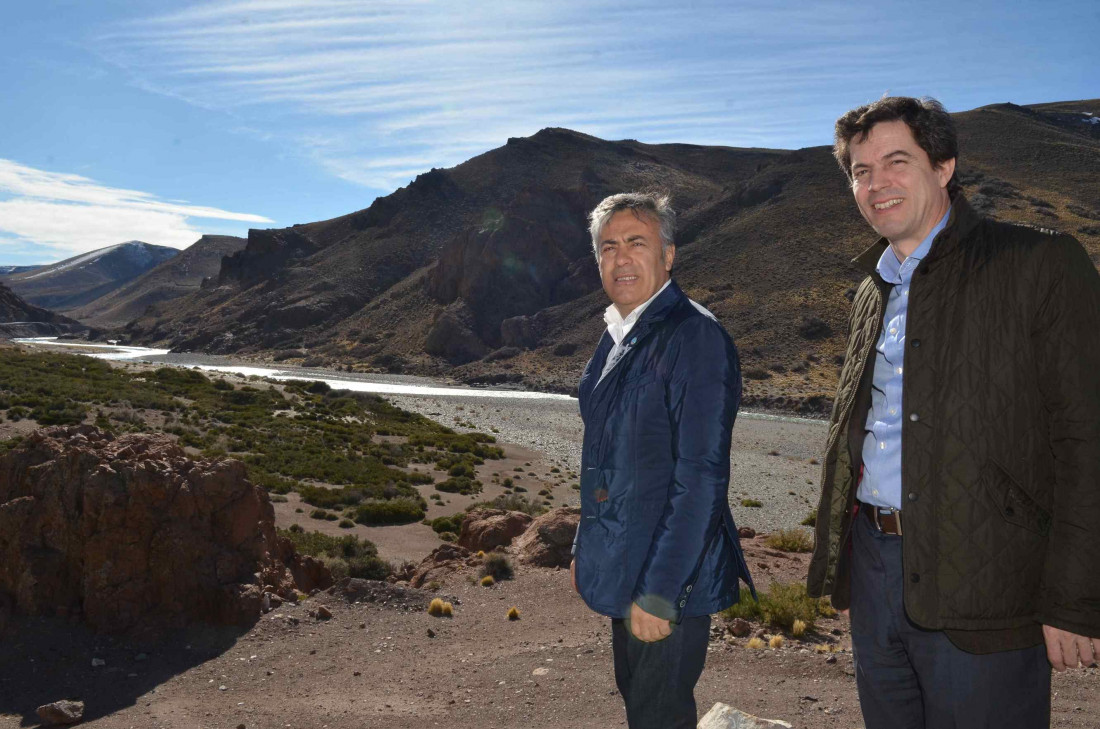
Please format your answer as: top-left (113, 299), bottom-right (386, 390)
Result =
top-left (68, 235), bottom-right (246, 328)
top-left (0, 281), bottom-right (86, 338)
top-left (123, 100), bottom-right (1100, 409)
top-left (2, 241), bottom-right (179, 313)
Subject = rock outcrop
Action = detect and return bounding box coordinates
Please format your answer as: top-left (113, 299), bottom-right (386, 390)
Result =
top-left (408, 543), bottom-right (474, 588)
top-left (514, 507), bottom-right (580, 568)
top-left (457, 508), bottom-right (533, 552)
top-left (698, 703), bottom-right (792, 728)
top-left (0, 425), bottom-right (329, 633)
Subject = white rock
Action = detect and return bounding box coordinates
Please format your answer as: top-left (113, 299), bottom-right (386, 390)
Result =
top-left (91, 658), bottom-right (106, 667)
top-left (697, 702), bottom-right (793, 728)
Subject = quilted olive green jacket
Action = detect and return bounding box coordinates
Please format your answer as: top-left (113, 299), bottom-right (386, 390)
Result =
top-left (807, 196), bottom-right (1100, 653)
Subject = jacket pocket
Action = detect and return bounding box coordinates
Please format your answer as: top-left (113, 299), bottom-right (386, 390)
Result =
top-left (981, 460), bottom-right (1051, 537)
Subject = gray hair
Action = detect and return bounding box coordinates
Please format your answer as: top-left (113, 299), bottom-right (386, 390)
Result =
top-left (587, 192), bottom-right (676, 264)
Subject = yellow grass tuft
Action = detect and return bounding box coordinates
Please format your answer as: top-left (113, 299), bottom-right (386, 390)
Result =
top-left (507, 606), bottom-right (521, 621)
top-left (769, 635), bottom-right (785, 649)
top-left (746, 637), bottom-right (766, 650)
top-left (477, 550), bottom-right (486, 558)
top-left (791, 619), bottom-right (807, 638)
top-left (480, 575), bottom-right (495, 587)
top-left (441, 601), bottom-right (454, 617)
top-left (427, 598), bottom-right (445, 616)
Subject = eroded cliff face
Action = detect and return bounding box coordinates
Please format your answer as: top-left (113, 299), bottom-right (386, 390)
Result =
top-left (424, 188), bottom-right (600, 363)
top-left (0, 425), bottom-right (329, 634)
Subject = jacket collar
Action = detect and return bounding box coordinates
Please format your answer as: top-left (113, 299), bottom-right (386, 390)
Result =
top-left (853, 194), bottom-right (982, 277)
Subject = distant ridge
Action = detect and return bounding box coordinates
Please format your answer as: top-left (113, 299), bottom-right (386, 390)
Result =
top-left (0, 281), bottom-right (86, 338)
top-left (122, 99), bottom-right (1100, 409)
top-left (70, 235), bottom-right (247, 328)
top-left (3, 241), bottom-right (179, 313)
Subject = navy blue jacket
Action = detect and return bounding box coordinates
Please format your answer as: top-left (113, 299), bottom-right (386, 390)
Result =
top-left (574, 280), bottom-right (754, 622)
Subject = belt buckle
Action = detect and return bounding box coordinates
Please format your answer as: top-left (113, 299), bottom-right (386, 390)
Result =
top-left (872, 506), bottom-right (902, 536)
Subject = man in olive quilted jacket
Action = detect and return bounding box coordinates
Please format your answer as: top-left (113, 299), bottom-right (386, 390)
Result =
top-left (807, 96), bottom-right (1100, 728)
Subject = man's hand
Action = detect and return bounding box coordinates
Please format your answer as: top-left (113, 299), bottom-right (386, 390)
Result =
top-left (1043, 624), bottom-right (1100, 671)
top-left (629, 602), bottom-right (671, 642)
top-left (570, 559), bottom-right (578, 593)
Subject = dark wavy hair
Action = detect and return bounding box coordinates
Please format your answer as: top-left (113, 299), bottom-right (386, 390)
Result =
top-left (833, 96), bottom-right (960, 198)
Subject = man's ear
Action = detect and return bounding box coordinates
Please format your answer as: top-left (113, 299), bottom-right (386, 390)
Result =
top-left (663, 244), bottom-right (675, 272)
top-left (937, 157), bottom-right (956, 189)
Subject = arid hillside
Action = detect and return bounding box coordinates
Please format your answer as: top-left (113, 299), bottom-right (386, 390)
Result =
top-left (122, 100), bottom-right (1100, 410)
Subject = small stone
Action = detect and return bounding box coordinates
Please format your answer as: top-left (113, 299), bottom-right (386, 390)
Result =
top-left (91, 658), bottom-right (106, 667)
top-left (353, 671), bottom-right (361, 676)
top-left (237, 724), bottom-right (246, 729)
top-left (316, 605), bottom-right (332, 620)
top-left (753, 628), bottom-right (768, 640)
top-left (729, 618), bottom-right (752, 637)
top-left (427, 628), bottom-right (435, 638)
top-left (825, 655), bottom-right (837, 664)
top-left (36, 700), bottom-right (84, 725)
top-left (738, 527), bottom-right (756, 539)
top-left (218, 685), bottom-right (227, 691)
top-left (359, 623), bottom-right (366, 629)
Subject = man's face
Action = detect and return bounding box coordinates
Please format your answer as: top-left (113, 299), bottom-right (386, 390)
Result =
top-left (849, 119), bottom-right (955, 254)
top-left (598, 210), bottom-right (675, 317)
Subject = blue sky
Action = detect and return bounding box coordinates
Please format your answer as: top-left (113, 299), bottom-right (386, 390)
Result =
top-left (1, 0), bottom-right (1096, 265)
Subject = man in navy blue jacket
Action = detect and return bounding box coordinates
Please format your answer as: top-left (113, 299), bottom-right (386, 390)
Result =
top-left (570, 192), bottom-right (754, 729)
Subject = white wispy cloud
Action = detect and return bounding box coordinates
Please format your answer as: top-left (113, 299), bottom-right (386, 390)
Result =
top-left (0, 159), bottom-right (272, 261)
top-left (91, 0), bottom-right (984, 191)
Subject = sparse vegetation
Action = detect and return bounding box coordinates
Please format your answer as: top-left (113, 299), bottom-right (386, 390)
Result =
top-left (764, 528), bottom-right (813, 553)
top-left (801, 509), bottom-right (817, 527)
top-left (507, 606), bottom-right (520, 620)
top-left (720, 583), bottom-right (834, 633)
top-left (480, 553), bottom-right (514, 581)
top-left (278, 527), bottom-right (390, 580)
top-left (480, 575), bottom-right (495, 587)
top-left (741, 498), bottom-right (763, 508)
top-left (747, 637), bottom-right (765, 650)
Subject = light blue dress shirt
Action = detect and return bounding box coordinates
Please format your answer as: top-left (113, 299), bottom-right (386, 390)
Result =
top-left (858, 209), bottom-right (950, 510)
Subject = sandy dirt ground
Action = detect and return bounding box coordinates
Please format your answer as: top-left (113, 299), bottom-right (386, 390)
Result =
top-left (0, 355), bottom-right (1096, 728)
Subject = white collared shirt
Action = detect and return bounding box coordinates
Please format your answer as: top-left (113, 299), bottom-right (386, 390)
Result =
top-left (598, 279), bottom-right (671, 382)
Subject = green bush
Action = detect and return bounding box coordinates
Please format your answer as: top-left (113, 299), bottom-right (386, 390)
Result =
top-left (480, 553), bottom-right (514, 581)
top-left (435, 476), bottom-right (482, 495)
top-left (720, 583), bottom-right (833, 633)
top-left (764, 528), bottom-right (813, 553)
top-left (741, 498), bottom-right (763, 508)
top-left (278, 527), bottom-right (390, 580)
top-left (801, 509), bottom-right (817, 527)
top-left (352, 498), bottom-right (425, 525)
top-left (428, 513), bottom-right (466, 535)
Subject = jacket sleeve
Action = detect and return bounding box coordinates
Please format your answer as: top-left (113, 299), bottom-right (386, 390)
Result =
top-left (631, 316), bottom-right (741, 622)
top-left (1033, 234), bottom-right (1100, 638)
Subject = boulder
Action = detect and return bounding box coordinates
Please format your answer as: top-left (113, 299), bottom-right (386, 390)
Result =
top-left (698, 703), bottom-right (792, 728)
top-left (514, 507), bottom-right (580, 568)
top-left (457, 509), bottom-right (533, 552)
top-left (409, 543), bottom-right (473, 588)
top-left (35, 700), bottom-right (84, 725)
top-left (0, 425), bottom-right (328, 634)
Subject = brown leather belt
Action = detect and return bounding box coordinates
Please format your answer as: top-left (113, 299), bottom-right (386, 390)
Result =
top-left (859, 501), bottom-right (903, 536)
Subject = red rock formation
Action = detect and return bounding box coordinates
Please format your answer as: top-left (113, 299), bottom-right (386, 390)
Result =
top-left (456, 508), bottom-right (533, 553)
top-left (409, 543), bottom-right (473, 588)
top-left (514, 507), bottom-right (580, 568)
top-left (0, 425), bottom-right (329, 633)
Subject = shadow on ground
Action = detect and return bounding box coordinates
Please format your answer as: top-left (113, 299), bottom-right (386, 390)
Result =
top-left (0, 614), bottom-right (251, 726)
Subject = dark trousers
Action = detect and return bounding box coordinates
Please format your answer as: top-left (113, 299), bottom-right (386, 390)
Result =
top-left (611, 614), bottom-right (711, 729)
top-left (850, 508), bottom-right (1051, 729)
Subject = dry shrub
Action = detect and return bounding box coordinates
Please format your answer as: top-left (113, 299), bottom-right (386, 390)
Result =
top-left (769, 635), bottom-right (785, 649)
top-left (481, 575), bottom-right (495, 587)
top-left (764, 528), bottom-right (813, 553)
top-left (747, 637), bottom-right (765, 650)
top-left (507, 607), bottom-right (521, 621)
